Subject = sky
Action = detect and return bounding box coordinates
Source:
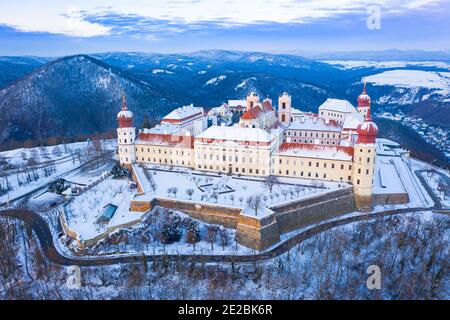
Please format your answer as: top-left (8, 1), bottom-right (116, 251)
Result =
top-left (0, 0), bottom-right (449, 56)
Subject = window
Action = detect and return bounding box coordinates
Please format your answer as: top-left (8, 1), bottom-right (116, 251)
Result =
top-left (357, 179), bottom-right (360, 185)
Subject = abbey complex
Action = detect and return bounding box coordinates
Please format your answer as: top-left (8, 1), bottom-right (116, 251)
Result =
top-left (117, 85), bottom-right (378, 210)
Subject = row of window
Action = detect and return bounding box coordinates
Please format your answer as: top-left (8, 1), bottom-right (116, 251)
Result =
top-left (277, 169), bottom-right (351, 181)
top-left (276, 159), bottom-right (352, 170)
top-left (136, 148), bottom-right (191, 156)
top-left (289, 139), bottom-right (338, 145)
top-left (197, 164), bottom-right (266, 175)
top-left (197, 146), bottom-right (268, 154)
top-left (196, 153), bottom-right (268, 165)
top-left (286, 131), bottom-right (341, 139)
top-left (321, 111), bottom-right (344, 118)
top-left (141, 157), bottom-right (191, 166)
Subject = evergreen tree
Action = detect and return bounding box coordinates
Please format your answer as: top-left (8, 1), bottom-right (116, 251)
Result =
top-left (142, 115), bottom-right (152, 129)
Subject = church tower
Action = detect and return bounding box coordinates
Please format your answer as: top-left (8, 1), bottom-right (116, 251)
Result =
top-left (352, 108), bottom-right (378, 211)
top-left (117, 95), bottom-right (136, 165)
top-left (278, 92), bottom-right (292, 123)
top-left (357, 82), bottom-right (371, 119)
top-left (246, 91), bottom-right (259, 111)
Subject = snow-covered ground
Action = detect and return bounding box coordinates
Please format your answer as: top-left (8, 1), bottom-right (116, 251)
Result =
top-left (0, 140), bottom-right (116, 205)
top-left (409, 159), bottom-right (450, 208)
top-left (324, 60), bottom-right (450, 70)
top-left (204, 75), bottom-right (226, 86)
top-left (4, 209), bottom-right (447, 300)
top-left (79, 207), bottom-right (253, 256)
top-left (65, 176), bottom-right (140, 240)
top-left (134, 164), bottom-right (346, 216)
top-left (363, 70), bottom-right (450, 96)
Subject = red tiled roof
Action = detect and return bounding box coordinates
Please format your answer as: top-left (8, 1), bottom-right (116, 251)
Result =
top-left (137, 133), bottom-right (194, 148)
top-left (241, 106), bottom-right (263, 120)
top-left (279, 142), bottom-right (354, 157)
top-left (241, 100), bottom-right (274, 120)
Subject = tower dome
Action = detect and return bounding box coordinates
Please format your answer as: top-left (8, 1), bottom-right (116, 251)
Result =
top-left (117, 95), bottom-right (133, 128)
top-left (356, 109), bottom-right (378, 144)
top-left (357, 82), bottom-right (371, 107)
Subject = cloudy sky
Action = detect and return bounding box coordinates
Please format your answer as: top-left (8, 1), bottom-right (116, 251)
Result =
top-left (0, 0), bottom-right (448, 56)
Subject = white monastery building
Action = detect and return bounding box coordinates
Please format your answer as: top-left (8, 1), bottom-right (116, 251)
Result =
top-left (117, 85), bottom-right (378, 208)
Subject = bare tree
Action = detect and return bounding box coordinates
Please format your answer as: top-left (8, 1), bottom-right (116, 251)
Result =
top-left (264, 175), bottom-right (279, 193)
top-left (247, 195), bottom-right (262, 216)
top-left (185, 189), bottom-right (194, 200)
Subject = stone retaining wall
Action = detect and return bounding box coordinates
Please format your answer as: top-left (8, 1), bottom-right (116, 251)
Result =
top-left (156, 198), bottom-right (241, 229)
top-left (128, 166), bottom-right (409, 250)
top-left (373, 193), bottom-right (410, 205)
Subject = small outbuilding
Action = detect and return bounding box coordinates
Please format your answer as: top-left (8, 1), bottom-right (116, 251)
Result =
top-left (96, 204), bottom-right (118, 225)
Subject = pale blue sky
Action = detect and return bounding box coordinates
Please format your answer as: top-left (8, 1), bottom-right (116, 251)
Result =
top-left (0, 0), bottom-right (448, 56)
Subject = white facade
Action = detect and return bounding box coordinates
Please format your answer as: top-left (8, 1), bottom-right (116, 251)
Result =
top-left (117, 127), bottom-right (136, 164)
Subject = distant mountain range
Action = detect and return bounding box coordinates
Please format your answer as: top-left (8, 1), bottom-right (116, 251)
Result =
top-left (0, 50), bottom-right (448, 148)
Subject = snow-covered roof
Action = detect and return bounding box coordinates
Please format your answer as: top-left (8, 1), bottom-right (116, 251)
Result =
top-left (136, 132), bottom-right (194, 148)
top-left (276, 143), bottom-right (354, 161)
top-left (342, 113), bottom-right (364, 130)
top-left (117, 110), bottom-right (133, 118)
top-left (227, 100), bottom-right (246, 107)
top-left (196, 125), bottom-right (273, 143)
top-left (142, 123), bottom-right (180, 135)
top-left (163, 104), bottom-right (203, 121)
top-left (319, 98), bottom-right (357, 114)
top-left (287, 117), bottom-right (341, 132)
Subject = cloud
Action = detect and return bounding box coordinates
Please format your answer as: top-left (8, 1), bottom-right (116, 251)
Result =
top-left (0, 0), bottom-right (444, 37)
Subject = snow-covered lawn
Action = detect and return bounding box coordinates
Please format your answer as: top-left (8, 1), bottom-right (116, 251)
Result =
top-left (134, 164), bottom-right (345, 216)
top-left (65, 177), bottom-right (141, 240)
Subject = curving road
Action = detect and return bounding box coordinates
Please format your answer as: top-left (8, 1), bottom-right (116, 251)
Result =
top-left (1, 206), bottom-right (446, 267)
top-left (0, 169), bottom-right (447, 267)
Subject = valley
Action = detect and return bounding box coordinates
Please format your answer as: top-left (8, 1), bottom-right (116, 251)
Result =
top-left (0, 50), bottom-right (448, 170)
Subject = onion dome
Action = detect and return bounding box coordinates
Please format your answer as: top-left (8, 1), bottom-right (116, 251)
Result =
top-left (356, 109), bottom-right (378, 144)
top-left (117, 95), bottom-right (133, 128)
top-left (357, 82), bottom-right (371, 108)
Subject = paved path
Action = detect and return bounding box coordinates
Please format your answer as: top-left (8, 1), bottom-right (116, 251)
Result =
top-left (0, 169), bottom-right (448, 267)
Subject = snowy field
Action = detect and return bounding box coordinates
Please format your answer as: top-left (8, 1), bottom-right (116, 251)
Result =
top-left (363, 70), bottom-right (450, 96)
top-left (0, 140), bottom-right (116, 205)
top-left (65, 176), bottom-right (140, 240)
top-left (323, 60), bottom-right (450, 70)
top-left (134, 164), bottom-right (346, 216)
